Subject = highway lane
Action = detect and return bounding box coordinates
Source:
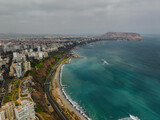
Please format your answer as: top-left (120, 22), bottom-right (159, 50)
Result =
top-left (35, 113), bottom-right (42, 120)
top-left (44, 58), bottom-right (70, 120)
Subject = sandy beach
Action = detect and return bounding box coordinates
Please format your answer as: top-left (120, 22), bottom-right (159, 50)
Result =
top-left (51, 57), bottom-right (90, 120)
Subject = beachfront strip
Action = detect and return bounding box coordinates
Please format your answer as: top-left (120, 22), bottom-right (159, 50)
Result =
top-left (51, 56), bottom-right (91, 120)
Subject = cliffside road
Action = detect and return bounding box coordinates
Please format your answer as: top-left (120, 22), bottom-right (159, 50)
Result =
top-left (35, 112), bottom-right (44, 120)
top-left (44, 58), bottom-right (69, 120)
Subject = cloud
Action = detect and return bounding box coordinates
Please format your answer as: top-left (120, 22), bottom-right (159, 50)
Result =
top-left (0, 0), bottom-right (159, 34)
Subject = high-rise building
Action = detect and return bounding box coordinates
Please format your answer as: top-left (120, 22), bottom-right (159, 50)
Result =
top-left (38, 52), bottom-right (43, 59)
top-left (15, 63), bottom-right (23, 78)
top-left (0, 110), bottom-right (5, 120)
top-left (13, 52), bottom-right (26, 62)
top-left (14, 100), bottom-right (35, 120)
top-left (37, 46), bottom-right (41, 52)
top-left (0, 73), bottom-right (3, 82)
top-left (23, 61), bottom-right (31, 73)
top-left (13, 52), bottom-right (19, 58)
top-left (1, 102), bottom-right (15, 120)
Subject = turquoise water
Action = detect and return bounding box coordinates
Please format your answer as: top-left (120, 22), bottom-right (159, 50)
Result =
top-left (61, 35), bottom-right (160, 120)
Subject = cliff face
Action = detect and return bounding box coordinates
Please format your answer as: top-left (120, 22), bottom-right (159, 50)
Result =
top-left (98, 32), bottom-right (142, 41)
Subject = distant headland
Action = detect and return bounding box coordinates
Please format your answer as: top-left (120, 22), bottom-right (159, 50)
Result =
top-left (97, 32), bottom-right (142, 41)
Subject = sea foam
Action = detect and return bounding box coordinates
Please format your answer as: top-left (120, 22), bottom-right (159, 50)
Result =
top-left (59, 63), bottom-right (92, 120)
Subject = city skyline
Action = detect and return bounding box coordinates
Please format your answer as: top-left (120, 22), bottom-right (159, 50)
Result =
top-left (0, 0), bottom-right (160, 35)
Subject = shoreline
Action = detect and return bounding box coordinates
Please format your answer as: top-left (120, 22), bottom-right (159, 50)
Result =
top-left (51, 55), bottom-right (91, 120)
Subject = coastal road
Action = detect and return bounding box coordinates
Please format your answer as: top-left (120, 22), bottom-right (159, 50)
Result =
top-left (44, 58), bottom-right (70, 120)
top-left (35, 112), bottom-right (44, 120)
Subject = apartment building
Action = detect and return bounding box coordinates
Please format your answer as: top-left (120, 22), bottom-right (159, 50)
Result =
top-left (0, 102), bottom-right (15, 120)
top-left (14, 100), bottom-right (35, 120)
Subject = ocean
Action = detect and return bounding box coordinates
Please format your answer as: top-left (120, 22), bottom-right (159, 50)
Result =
top-left (61, 35), bottom-right (160, 120)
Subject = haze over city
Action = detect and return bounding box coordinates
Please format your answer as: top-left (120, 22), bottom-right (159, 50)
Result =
top-left (1, 0), bottom-right (160, 120)
top-left (0, 0), bottom-right (160, 35)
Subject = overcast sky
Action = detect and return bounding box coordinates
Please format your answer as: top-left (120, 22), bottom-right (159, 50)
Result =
top-left (0, 0), bottom-right (160, 35)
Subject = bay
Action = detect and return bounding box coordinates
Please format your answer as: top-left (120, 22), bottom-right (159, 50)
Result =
top-left (61, 35), bottom-right (160, 120)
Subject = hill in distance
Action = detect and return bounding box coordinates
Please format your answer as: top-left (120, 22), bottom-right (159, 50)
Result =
top-left (97, 32), bottom-right (142, 41)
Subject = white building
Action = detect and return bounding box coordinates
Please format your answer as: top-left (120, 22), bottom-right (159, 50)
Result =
top-left (15, 63), bottom-right (23, 78)
top-left (29, 49), bottom-right (33, 52)
top-left (14, 100), bottom-right (35, 120)
top-left (0, 73), bottom-right (3, 82)
top-left (38, 52), bottom-right (43, 59)
top-left (37, 46), bottom-right (41, 52)
top-left (0, 102), bottom-right (15, 120)
top-left (13, 52), bottom-right (26, 62)
top-left (0, 110), bottom-right (5, 120)
top-left (22, 49), bottom-right (28, 55)
top-left (13, 52), bottom-right (19, 58)
top-left (23, 61), bottom-right (31, 73)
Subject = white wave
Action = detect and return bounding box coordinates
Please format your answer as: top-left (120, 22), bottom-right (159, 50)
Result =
top-left (118, 114), bottom-right (140, 120)
top-left (129, 114), bottom-right (140, 120)
top-left (68, 58), bottom-right (71, 64)
top-left (101, 59), bottom-right (109, 65)
top-left (59, 64), bottom-right (64, 86)
top-left (118, 117), bottom-right (132, 120)
top-left (59, 64), bottom-right (92, 120)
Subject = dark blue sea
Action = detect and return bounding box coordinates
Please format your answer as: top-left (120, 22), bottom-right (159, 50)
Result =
top-left (61, 35), bottom-right (160, 120)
